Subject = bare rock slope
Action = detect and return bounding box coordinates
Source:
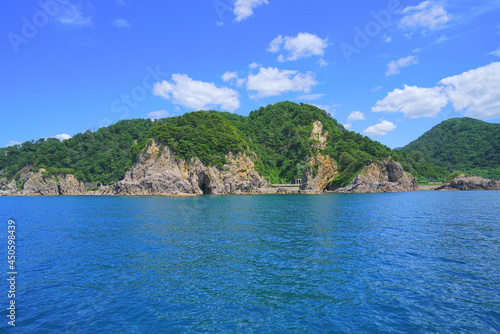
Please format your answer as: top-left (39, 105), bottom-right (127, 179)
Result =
top-left (334, 160), bottom-right (418, 193)
top-left (435, 176), bottom-right (500, 191)
top-left (108, 139), bottom-right (269, 196)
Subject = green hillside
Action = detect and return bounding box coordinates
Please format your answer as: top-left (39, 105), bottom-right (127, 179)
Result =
top-left (0, 101), bottom-right (456, 189)
top-left (401, 117), bottom-right (500, 180)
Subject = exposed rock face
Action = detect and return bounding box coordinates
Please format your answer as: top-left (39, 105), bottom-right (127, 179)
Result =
top-left (110, 139), bottom-right (268, 196)
top-left (334, 160), bottom-right (419, 193)
top-left (0, 169), bottom-right (88, 196)
top-left (22, 169), bottom-right (88, 195)
top-left (310, 120), bottom-right (328, 150)
top-left (300, 154), bottom-right (338, 193)
top-left (435, 176), bottom-right (500, 191)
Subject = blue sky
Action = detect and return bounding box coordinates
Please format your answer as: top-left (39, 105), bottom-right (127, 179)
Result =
top-left (1, 0), bottom-right (500, 149)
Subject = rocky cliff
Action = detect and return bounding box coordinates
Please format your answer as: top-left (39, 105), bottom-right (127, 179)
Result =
top-left (108, 139), bottom-right (268, 196)
top-left (300, 154), bottom-right (338, 193)
top-left (0, 168), bottom-right (88, 196)
top-left (334, 160), bottom-right (419, 193)
top-left (434, 176), bottom-right (500, 191)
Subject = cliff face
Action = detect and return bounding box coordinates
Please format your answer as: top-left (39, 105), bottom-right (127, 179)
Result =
top-left (298, 121), bottom-right (338, 193)
top-left (0, 169), bottom-right (87, 196)
top-left (109, 139), bottom-right (268, 196)
top-left (435, 176), bottom-right (500, 191)
top-left (334, 160), bottom-right (419, 193)
top-left (300, 154), bottom-right (338, 193)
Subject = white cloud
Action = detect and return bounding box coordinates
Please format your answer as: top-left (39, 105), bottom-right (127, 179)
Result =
top-left (372, 85), bottom-right (448, 118)
top-left (112, 19), bottom-right (130, 28)
top-left (374, 62), bottom-right (500, 120)
top-left (153, 74), bottom-right (240, 112)
top-left (401, 1), bottom-right (451, 30)
top-left (440, 62), bottom-right (500, 119)
top-left (8, 141), bottom-right (21, 146)
top-left (236, 78), bottom-right (246, 87)
top-left (372, 86), bottom-right (382, 92)
top-left (268, 33), bottom-right (328, 62)
top-left (56, 3), bottom-right (92, 27)
top-left (343, 123), bottom-right (352, 129)
top-left (293, 94), bottom-right (325, 101)
top-left (347, 111), bottom-right (365, 122)
top-left (246, 67), bottom-right (317, 98)
top-left (386, 56), bottom-right (419, 76)
top-left (249, 62), bottom-right (260, 69)
top-left (222, 71), bottom-right (238, 82)
top-left (363, 120), bottom-right (396, 136)
top-left (267, 36), bottom-right (283, 52)
top-left (147, 110), bottom-right (170, 120)
top-left (234, 0), bottom-right (268, 22)
top-left (488, 47), bottom-right (500, 58)
top-left (317, 59), bottom-right (329, 67)
top-left (383, 35), bottom-right (392, 43)
top-left (52, 134), bottom-right (72, 141)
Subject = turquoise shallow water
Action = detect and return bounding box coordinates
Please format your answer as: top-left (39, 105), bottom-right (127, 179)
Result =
top-left (1, 191), bottom-right (499, 333)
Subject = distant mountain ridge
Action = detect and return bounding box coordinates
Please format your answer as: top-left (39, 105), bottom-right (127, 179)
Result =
top-left (401, 117), bottom-right (500, 180)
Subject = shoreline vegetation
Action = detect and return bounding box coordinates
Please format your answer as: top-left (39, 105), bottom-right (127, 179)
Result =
top-left (1, 102), bottom-right (499, 196)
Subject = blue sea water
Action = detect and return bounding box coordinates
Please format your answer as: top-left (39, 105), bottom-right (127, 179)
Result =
top-left (0, 191), bottom-right (499, 333)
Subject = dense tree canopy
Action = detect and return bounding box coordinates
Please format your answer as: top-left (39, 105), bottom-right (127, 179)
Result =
top-left (0, 119), bottom-right (154, 184)
top-left (400, 117), bottom-right (500, 181)
top-left (2, 103), bottom-right (497, 188)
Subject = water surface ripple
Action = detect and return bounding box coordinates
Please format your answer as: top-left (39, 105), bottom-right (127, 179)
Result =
top-left (1, 191), bottom-right (499, 333)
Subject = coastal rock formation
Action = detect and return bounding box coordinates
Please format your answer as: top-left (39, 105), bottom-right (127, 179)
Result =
top-left (434, 176), bottom-right (500, 191)
top-left (334, 160), bottom-right (419, 193)
top-left (22, 169), bottom-right (88, 195)
top-left (0, 169), bottom-right (88, 196)
top-left (110, 139), bottom-right (268, 196)
top-left (300, 154), bottom-right (338, 193)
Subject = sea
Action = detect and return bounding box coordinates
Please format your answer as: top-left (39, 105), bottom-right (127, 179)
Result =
top-left (1, 191), bottom-right (499, 333)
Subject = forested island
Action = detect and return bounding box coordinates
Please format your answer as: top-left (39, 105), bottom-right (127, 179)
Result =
top-left (0, 102), bottom-right (499, 195)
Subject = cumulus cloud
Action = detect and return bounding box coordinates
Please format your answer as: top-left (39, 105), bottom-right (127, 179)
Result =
top-left (440, 62), bottom-right (500, 119)
top-left (347, 111), bottom-right (365, 122)
top-left (222, 71), bottom-right (238, 82)
top-left (246, 67), bottom-right (317, 98)
top-left (268, 33), bottom-right (328, 62)
top-left (153, 74), bottom-right (240, 112)
top-left (52, 134), bottom-right (72, 141)
top-left (373, 62), bottom-right (500, 120)
top-left (386, 56), bottom-right (419, 76)
top-left (363, 120), bottom-right (396, 136)
top-left (401, 1), bottom-right (451, 30)
top-left (249, 62), bottom-right (261, 69)
top-left (234, 0), bottom-right (268, 22)
top-left (112, 19), bottom-right (130, 28)
top-left (8, 141), bottom-right (21, 146)
top-left (56, 3), bottom-right (92, 27)
top-left (343, 123), bottom-right (352, 129)
top-left (372, 85), bottom-right (448, 118)
top-left (147, 110), bottom-right (170, 120)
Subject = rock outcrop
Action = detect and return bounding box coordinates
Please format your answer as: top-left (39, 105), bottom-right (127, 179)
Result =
top-left (0, 169), bottom-right (88, 196)
top-left (300, 154), bottom-right (338, 193)
top-left (334, 160), bottom-right (419, 193)
top-left (110, 139), bottom-right (268, 196)
top-left (434, 176), bottom-right (500, 191)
